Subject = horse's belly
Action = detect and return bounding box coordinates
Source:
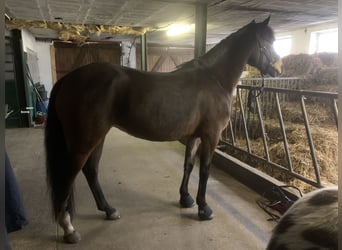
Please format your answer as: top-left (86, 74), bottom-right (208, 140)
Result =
top-left (113, 113), bottom-right (199, 142)
top-left (113, 125), bottom-right (185, 142)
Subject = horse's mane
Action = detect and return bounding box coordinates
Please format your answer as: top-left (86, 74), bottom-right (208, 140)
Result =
top-left (177, 22), bottom-right (255, 70)
top-left (177, 20), bottom-right (274, 71)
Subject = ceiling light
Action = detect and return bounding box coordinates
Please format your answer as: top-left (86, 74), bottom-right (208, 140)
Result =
top-left (166, 24), bottom-right (193, 36)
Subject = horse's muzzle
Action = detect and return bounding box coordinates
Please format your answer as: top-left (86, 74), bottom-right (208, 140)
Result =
top-left (272, 58), bottom-right (283, 76)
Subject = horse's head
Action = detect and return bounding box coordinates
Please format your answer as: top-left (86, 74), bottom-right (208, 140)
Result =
top-left (247, 16), bottom-right (283, 77)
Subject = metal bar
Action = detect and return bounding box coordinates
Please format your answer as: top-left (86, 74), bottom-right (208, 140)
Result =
top-left (332, 98), bottom-right (338, 128)
top-left (238, 85), bottom-right (338, 99)
top-left (233, 91), bottom-right (240, 139)
top-left (300, 96), bottom-right (321, 186)
top-left (237, 90), bottom-right (251, 153)
top-left (194, 3), bottom-right (207, 58)
top-left (241, 77), bottom-right (301, 81)
top-left (255, 95), bottom-right (270, 161)
top-left (228, 119), bottom-right (235, 146)
top-left (245, 90), bottom-right (251, 131)
top-left (219, 141), bottom-right (322, 188)
top-left (275, 93), bottom-right (293, 172)
top-left (212, 149), bottom-right (301, 203)
top-left (140, 33), bottom-right (147, 71)
top-left (218, 83), bottom-right (337, 190)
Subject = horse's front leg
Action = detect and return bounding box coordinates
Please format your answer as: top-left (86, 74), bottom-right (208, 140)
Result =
top-left (196, 136), bottom-right (218, 220)
top-left (179, 137), bottom-right (201, 208)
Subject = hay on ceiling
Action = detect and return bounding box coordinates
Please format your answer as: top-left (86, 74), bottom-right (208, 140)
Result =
top-left (5, 18), bottom-right (149, 43)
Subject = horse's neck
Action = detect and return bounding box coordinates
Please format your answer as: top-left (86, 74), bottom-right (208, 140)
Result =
top-left (202, 32), bottom-right (256, 93)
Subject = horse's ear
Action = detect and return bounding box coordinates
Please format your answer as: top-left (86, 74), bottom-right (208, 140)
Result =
top-left (262, 15), bottom-right (271, 25)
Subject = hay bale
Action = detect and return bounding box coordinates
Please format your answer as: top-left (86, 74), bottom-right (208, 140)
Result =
top-left (244, 53), bottom-right (338, 93)
top-left (274, 101), bottom-right (336, 126)
top-left (316, 52), bottom-right (338, 67)
top-left (311, 67), bottom-right (338, 88)
top-left (278, 53), bottom-right (338, 91)
top-left (244, 65), bottom-right (261, 78)
top-left (282, 54), bottom-right (323, 77)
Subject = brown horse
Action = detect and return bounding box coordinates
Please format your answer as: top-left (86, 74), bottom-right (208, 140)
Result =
top-left (45, 16), bottom-right (282, 243)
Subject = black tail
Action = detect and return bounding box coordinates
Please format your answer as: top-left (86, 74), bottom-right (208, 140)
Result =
top-left (45, 82), bottom-right (75, 221)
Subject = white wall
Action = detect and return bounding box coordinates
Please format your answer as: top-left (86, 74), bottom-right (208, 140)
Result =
top-left (21, 29), bottom-right (53, 97)
top-left (21, 29), bottom-right (36, 53)
top-left (276, 22), bottom-right (338, 55)
top-left (122, 41), bottom-right (137, 68)
top-left (35, 41), bottom-right (53, 95)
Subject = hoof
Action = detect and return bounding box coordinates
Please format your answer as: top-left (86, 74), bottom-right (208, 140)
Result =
top-left (198, 205), bottom-right (214, 220)
top-left (180, 195), bottom-right (195, 208)
top-left (105, 209), bottom-right (121, 220)
top-left (63, 231), bottom-right (81, 244)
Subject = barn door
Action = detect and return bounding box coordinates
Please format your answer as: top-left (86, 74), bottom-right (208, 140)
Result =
top-left (136, 45), bottom-right (194, 72)
top-left (51, 42), bottom-right (122, 82)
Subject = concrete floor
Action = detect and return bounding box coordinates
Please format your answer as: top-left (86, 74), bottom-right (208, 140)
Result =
top-left (6, 127), bottom-right (276, 250)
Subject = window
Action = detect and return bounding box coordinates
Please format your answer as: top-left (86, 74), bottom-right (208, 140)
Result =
top-left (309, 28), bottom-right (338, 54)
top-left (273, 36), bottom-right (292, 58)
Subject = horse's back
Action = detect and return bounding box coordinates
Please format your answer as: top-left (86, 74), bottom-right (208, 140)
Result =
top-left (113, 66), bottom-right (231, 141)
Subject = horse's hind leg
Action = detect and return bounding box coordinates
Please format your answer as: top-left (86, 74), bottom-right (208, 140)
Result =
top-left (57, 153), bottom-right (89, 244)
top-left (58, 207), bottom-right (81, 244)
top-left (179, 137), bottom-right (201, 208)
top-left (82, 139), bottom-right (120, 220)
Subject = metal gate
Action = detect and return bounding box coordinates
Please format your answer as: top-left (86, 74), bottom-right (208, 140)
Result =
top-left (218, 78), bottom-right (338, 190)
